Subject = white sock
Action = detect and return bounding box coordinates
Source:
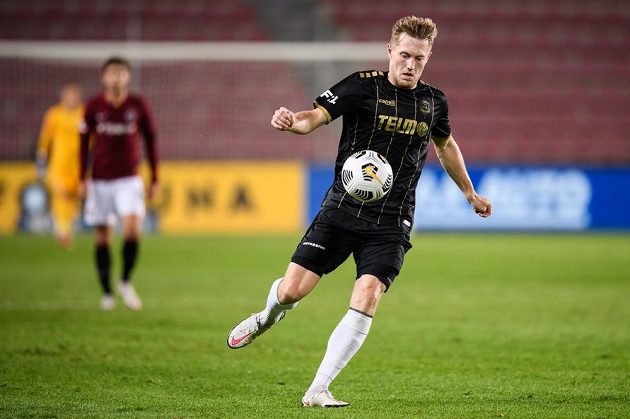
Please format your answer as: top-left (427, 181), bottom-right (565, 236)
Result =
top-left (307, 308), bottom-right (372, 393)
top-left (258, 278), bottom-right (297, 327)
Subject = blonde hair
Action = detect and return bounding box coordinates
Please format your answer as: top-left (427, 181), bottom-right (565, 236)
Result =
top-left (391, 16), bottom-right (438, 45)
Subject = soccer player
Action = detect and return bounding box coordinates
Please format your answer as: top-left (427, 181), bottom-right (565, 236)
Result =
top-left (36, 83), bottom-right (83, 248)
top-left (227, 16), bottom-right (492, 407)
top-left (79, 57), bottom-right (159, 311)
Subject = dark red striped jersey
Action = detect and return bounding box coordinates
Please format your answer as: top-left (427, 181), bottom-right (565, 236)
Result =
top-left (79, 94), bottom-right (158, 182)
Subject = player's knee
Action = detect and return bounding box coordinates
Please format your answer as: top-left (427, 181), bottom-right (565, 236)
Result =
top-left (277, 279), bottom-right (305, 304)
top-left (356, 275), bottom-right (385, 295)
top-left (278, 262), bottom-right (320, 304)
top-left (123, 230), bottom-right (140, 241)
top-left (352, 275), bottom-right (385, 310)
top-left (94, 228), bottom-right (109, 245)
top-left (122, 219), bottom-right (141, 240)
top-left (277, 274), bottom-right (315, 303)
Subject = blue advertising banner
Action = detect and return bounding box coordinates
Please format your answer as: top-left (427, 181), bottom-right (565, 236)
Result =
top-left (307, 166), bottom-right (630, 230)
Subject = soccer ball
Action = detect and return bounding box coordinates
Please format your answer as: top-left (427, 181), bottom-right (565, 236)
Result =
top-left (341, 150), bottom-right (393, 203)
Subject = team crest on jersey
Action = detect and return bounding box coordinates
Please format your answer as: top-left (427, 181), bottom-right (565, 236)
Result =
top-left (125, 109), bottom-right (137, 122)
top-left (420, 99), bottom-right (430, 114)
top-left (96, 112), bottom-right (107, 122)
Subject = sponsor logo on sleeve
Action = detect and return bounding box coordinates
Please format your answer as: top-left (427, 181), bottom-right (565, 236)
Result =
top-left (320, 90), bottom-right (338, 105)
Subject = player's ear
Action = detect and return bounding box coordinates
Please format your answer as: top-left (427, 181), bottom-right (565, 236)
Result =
top-left (387, 43), bottom-right (392, 57)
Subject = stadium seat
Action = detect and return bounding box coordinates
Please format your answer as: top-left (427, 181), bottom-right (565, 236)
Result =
top-left (324, 0), bottom-right (630, 164)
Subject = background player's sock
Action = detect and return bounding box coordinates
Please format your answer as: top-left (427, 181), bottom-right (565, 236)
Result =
top-left (95, 244), bottom-right (112, 294)
top-left (307, 308), bottom-right (372, 392)
top-left (121, 239), bottom-right (138, 282)
top-left (258, 278), bottom-right (298, 327)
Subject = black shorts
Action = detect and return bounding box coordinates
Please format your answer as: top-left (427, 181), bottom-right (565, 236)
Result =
top-left (291, 207), bottom-right (413, 291)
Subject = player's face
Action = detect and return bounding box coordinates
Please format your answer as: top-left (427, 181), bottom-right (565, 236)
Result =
top-left (60, 85), bottom-right (82, 109)
top-left (387, 33), bottom-right (432, 89)
top-left (101, 64), bottom-right (131, 94)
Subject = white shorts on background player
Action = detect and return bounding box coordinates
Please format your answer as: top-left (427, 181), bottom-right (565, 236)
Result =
top-left (84, 175), bottom-right (145, 226)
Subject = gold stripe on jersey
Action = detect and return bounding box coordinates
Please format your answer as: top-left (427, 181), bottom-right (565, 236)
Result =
top-left (313, 101), bottom-right (332, 124)
top-left (431, 134), bottom-right (452, 148)
top-left (393, 91), bottom-right (419, 226)
top-left (365, 79), bottom-right (380, 152)
top-left (383, 87), bottom-right (398, 156)
top-left (347, 77), bottom-right (380, 214)
top-left (350, 111), bottom-right (359, 152)
top-left (359, 71), bottom-right (385, 79)
top-left (376, 87), bottom-right (400, 224)
top-left (398, 87), bottom-right (437, 225)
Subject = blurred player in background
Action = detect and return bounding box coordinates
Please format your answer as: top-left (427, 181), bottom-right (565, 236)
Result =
top-left (228, 16), bottom-right (492, 407)
top-left (36, 83), bottom-right (83, 248)
top-left (79, 57), bottom-right (159, 311)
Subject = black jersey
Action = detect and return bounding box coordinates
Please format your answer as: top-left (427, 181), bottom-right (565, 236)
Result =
top-left (314, 70), bottom-right (451, 228)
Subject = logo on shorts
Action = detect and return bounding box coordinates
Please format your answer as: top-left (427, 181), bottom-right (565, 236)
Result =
top-left (302, 241), bottom-right (326, 250)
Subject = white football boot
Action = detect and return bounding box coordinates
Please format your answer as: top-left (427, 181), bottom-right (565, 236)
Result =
top-left (302, 386), bottom-right (350, 408)
top-left (226, 311), bottom-right (285, 349)
top-left (100, 294), bottom-right (115, 311)
top-left (117, 281), bottom-right (143, 311)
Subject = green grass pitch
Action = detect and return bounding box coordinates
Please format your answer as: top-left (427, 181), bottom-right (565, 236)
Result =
top-left (0, 233), bottom-right (628, 418)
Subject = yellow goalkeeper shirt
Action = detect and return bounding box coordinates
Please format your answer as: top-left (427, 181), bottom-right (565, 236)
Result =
top-left (37, 104), bottom-right (84, 189)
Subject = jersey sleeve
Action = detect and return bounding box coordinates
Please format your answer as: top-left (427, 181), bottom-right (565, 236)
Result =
top-left (313, 73), bottom-right (364, 123)
top-left (79, 102), bottom-right (95, 181)
top-left (36, 108), bottom-right (56, 159)
top-left (138, 98), bottom-right (159, 183)
top-left (431, 94), bottom-right (451, 139)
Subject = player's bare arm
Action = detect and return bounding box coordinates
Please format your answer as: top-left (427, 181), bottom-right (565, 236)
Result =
top-left (271, 107), bottom-right (327, 135)
top-left (433, 134), bottom-right (492, 217)
top-left (77, 181), bottom-right (87, 200)
top-left (148, 181), bottom-right (159, 203)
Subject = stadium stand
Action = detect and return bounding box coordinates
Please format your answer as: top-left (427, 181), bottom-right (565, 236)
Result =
top-left (324, 0), bottom-right (630, 164)
top-left (0, 0), bottom-right (628, 164)
top-left (0, 0), bottom-right (325, 161)
top-left (0, 0), bottom-right (267, 40)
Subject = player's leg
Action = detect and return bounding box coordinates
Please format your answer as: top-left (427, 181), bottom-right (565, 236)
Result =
top-left (56, 189), bottom-right (79, 248)
top-left (49, 176), bottom-right (77, 248)
top-left (114, 176), bottom-right (145, 311)
top-left (227, 209), bottom-right (349, 349)
top-left (84, 179), bottom-right (117, 310)
top-left (121, 214), bottom-right (141, 282)
top-left (260, 261), bottom-right (319, 323)
top-left (115, 214), bottom-right (142, 310)
top-left (226, 263), bottom-right (318, 349)
top-left (50, 190), bottom-right (69, 247)
top-left (303, 230), bottom-right (409, 407)
top-left (302, 275), bottom-right (383, 407)
top-left (95, 224), bottom-right (115, 310)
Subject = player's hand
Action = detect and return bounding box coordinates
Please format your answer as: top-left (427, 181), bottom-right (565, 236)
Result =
top-left (36, 158), bottom-right (46, 180)
top-left (78, 181), bottom-right (87, 200)
top-left (468, 193), bottom-right (492, 218)
top-left (271, 107), bottom-right (295, 131)
top-left (148, 181), bottom-right (160, 204)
